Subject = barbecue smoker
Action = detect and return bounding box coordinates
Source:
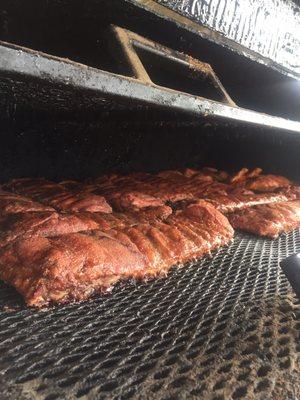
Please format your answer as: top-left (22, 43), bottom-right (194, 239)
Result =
top-left (0, 1), bottom-right (300, 399)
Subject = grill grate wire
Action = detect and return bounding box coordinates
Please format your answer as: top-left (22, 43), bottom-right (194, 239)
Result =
top-left (0, 231), bottom-right (299, 399)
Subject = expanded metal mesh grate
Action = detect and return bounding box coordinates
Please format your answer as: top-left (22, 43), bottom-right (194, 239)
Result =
top-left (0, 231), bottom-right (300, 400)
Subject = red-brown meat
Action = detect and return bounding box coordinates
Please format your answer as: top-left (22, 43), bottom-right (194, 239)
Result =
top-left (83, 168), bottom-right (296, 218)
top-left (246, 174), bottom-right (291, 192)
top-left (107, 191), bottom-right (165, 212)
top-left (84, 173), bottom-right (195, 205)
top-left (0, 191), bottom-right (54, 215)
top-left (189, 167), bottom-right (228, 181)
top-left (1, 167), bottom-right (299, 308)
top-left (48, 192), bottom-right (112, 213)
top-left (205, 192), bottom-right (295, 213)
top-left (229, 200), bottom-right (300, 238)
top-left (229, 169), bottom-right (291, 192)
top-left (0, 201), bottom-right (233, 307)
top-left (4, 179), bottom-right (112, 213)
top-left (84, 205), bottom-right (173, 231)
top-left (0, 211), bottom-right (99, 248)
top-left (0, 233), bottom-right (148, 307)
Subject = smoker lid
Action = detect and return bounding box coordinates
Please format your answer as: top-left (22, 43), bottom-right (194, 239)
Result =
top-left (0, 230), bottom-right (299, 399)
top-left (145, 0), bottom-right (300, 79)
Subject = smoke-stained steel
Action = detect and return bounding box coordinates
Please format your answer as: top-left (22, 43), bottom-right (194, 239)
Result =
top-left (111, 25), bottom-right (236, 105)
top-left (154, 0), bottom-right (300, 77)
top-left (1, 38), bottom-right (300, 132)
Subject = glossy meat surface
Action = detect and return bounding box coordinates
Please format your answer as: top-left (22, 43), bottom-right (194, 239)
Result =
top-left (0, 233), bottom-right (147, 307)
top-left (108, 191), bottom-right (165, 212)
top-left (0, 212), bottom-right (99, 248)
top-left (246, 174), bottom-right (291, 192)
top-left (5, 179), bottom-right (112, 213)
top-left (0, 167), bottom-right (298, 307)
top-left (0, 191), bottom-right (54, 215)
top-left (0, 201), bottom-right (233, 307)
top-left (85, 169), bottom-right (295, 213)
top-left (229, 200), bottom-right (300, 238)
top-left (205, 192), bottom-right (295, 213)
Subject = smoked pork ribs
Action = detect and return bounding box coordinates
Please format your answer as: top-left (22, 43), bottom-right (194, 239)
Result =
top-left (0, 167), bottom-right (299, 307)
top-left (229, 200), bottom-right (300, 238)
top-left (0, 201), bottom-right (233, 307)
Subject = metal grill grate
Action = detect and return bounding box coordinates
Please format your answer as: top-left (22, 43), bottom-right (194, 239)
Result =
top-left (0, 231), bottom-right (300, 399)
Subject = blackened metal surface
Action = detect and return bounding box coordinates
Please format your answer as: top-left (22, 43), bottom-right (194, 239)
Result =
top-left (0, 231), bottom-right (299, 399)
top-left (154, 0), bottom-right (300, 77)
top-left (110, 25), bottom-right (235, 106)
top-left (281, 254), bottom-right (300, 298)
top-left (1, 119), bottom-right (300, 183)
top-left (1, 0), bottom-right (300, 120)
top-left (1, 41), bottom-right (300, 133)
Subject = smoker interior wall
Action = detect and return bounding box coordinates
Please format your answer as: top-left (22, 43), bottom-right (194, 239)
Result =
top-left (0, 0), bottom-right (300, 121)
top-left (1, 116), bottom-right (299, 183)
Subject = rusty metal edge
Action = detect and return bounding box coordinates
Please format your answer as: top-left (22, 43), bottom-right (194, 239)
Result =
top-left (111, 25), bottom-right (236, 106)
top-left (0, 40), bottom-right (300, 133)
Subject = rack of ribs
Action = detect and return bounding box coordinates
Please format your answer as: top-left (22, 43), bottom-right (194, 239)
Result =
top-left (0, 201), bottom-right (233, 307)
top-left (0, 167), bottom-right (299, 307)
top-left (229, 200), bottom-right (300, 238)
top-left (4, 179), bottom-right (112, 213)
top-left (81, 168), bottom-right (296, 213)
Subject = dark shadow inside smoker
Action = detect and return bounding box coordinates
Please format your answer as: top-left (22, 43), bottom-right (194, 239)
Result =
top-left (0, 0), bottom-right (299, 121)
top-left (134, 45), bottom-right (226, 103)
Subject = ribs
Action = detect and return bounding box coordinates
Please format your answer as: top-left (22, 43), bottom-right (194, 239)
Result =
top-left (230, 168), bottom-right (291, 192)
top-left (0, 211), bottom-right (99, 248)
top-left (83, 172), bottom-right (196, 205)
top-left (229, 200), bottom-right (300, 238)
top-left (246, 174), bottom-right (291, 192)
top-left (105, 191), bottom-right (165, 212)
top-left (4, 179), bottom-right (112, 213)
top-left (0, 233), bottom-right (148, 307)
top-left (0, 203), bottom-right (172, 249)
top-left (84, 169), bottom-right (295, 213)
top-left (0, 167), bottom-right (299, 308)
top-left (204, 192), bottom-right (295, 213)
top-left (0, 201), bottom-right (233, 307)
top-left (0, 191), bottom-right (55, 215)
top-left (82, 205), bottom-right (173, 231)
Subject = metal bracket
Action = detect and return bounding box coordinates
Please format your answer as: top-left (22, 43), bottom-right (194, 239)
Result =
top-left (111, 25), bottom-right (236, 106)
top-left (1, 39), bottom-right (300, 132)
